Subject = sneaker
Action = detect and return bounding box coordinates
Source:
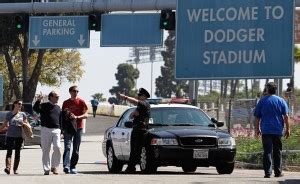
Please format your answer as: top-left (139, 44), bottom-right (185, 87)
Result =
top-left (264, 174), bottom-right (271, 178)
top-left (44, 170), bottom-right (50, 175)
top-left (13, 170), bottom-right (19, 174)
top-left (63, 167), bottom-right (70, 174)
top-left (70, 168), bottom-right (77, 174)
top-left (51, 168), bottom-right (58, 175)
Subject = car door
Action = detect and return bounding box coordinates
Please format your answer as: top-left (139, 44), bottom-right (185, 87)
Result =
top-left (118, 108), bottom-right (135, 161)
top-left (110, 108), bottom-right (134, 160)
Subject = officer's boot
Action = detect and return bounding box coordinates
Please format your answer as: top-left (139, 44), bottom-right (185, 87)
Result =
top-left (13, 158), bottom-right (20, 174)
top-left (4, 157), bottom-right (11, 175)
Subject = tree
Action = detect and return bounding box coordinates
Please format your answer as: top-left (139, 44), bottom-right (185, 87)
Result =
top-left (91, 93), bottom-right (106, 102)
top-left (109, 63), bottom-right (139, 98)
top-left (0, 15), bottom-right (84, 104)
top-left (155, 31), bottom-right (188, 98)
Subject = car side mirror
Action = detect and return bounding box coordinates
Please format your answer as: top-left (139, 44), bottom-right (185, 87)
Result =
top-left (124, 121), bottom-right (133, 128)
top-left (211, 118), bottom-right (224, 127)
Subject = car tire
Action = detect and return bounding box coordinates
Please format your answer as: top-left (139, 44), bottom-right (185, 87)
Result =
top-left (216, 162), bottom-right (234, 174)
top-left (140, 146), bottom-right (157, 174)
top-left (182, 165), bottom-right (197, 173)
top-left (106, 144), bottom-right (123, 173)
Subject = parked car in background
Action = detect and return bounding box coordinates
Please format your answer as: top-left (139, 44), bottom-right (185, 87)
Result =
top-left (0, 110), bottom-right (41, 149)
top-left (102, 104), bottom-right (236, 174)
top-left (23, 111), bottom-right (41, 147)
top-left (0, 111), bottom-right (9, 148)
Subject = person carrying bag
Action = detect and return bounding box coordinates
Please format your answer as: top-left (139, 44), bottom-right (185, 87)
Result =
top-left (22, 121), bottom-right (33, 139)
top-left (0, 100), bottom-right (27, 175)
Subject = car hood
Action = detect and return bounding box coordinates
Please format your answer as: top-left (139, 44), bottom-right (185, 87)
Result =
top-left (148, 126), bottom-right (231, 138)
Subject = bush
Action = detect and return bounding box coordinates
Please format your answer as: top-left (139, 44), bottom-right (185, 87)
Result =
top-left (235, 125), bottom-right (300, 166)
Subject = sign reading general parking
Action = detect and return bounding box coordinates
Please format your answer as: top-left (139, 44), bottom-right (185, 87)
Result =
top-left (101, 13), bottom-right (163, 46)
top-left (29, 16), bottom-right (90, 48)
top-left (176, 0), bottom-right (294, 79)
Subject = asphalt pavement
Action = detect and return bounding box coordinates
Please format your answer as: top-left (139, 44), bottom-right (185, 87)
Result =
top-left (0, 116), bottom-right (299, 183)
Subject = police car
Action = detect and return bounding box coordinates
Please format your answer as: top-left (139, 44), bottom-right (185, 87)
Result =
top-left (102, 103), bottom-right (236, 174)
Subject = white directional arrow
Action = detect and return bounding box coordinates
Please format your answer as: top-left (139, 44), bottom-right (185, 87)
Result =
top-left (77, 34), bottom-right (85, 46)
top-left (32, 35), bottom-right (40, 46)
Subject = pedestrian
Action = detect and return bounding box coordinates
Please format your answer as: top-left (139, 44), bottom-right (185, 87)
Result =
top-left (254, 82), bottom-right (290, 178)
top-left (62, 85), bottom-right (88, 174)
top-left (118, 88), bottom-right (151, 173)
top-left (33, 91), bottom-right (62, 175)
top-left (90, 96), bottom-right (99, 118)
top-left (0, 100), bottom-right (27, 175)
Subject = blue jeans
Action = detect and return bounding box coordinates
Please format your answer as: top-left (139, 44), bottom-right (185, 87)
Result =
top-left (63, 129), bottom-right (83, 169)
top-left (262, 134), bottom-right (282, 176)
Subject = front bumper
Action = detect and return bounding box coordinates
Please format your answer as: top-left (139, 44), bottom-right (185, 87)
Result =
top-left (150, 145), bottom-right (236, 167)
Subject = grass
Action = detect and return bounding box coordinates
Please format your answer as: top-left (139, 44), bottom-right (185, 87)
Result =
top-left (235, 124), bottom-right (300, 166)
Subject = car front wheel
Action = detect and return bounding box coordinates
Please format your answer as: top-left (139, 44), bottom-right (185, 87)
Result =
top-left (216, 162), bottom-right (234, 174)
top-left (140, 147), bottom-right (157, 174)
top-left (107, 144), bottom-right (123, 173)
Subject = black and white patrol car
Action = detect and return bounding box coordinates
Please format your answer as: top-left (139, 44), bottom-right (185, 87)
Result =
top-left (102, 104), bottom-right (236, 174)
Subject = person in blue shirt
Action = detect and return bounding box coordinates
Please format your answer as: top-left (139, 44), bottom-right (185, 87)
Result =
top-left (90, 97), bottom-right (99, 118)
top-left (254, 82), bottom-right (290, 178)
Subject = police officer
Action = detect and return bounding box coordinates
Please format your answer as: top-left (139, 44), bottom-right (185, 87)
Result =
top-left (118, 88), bottom-right (150, 173)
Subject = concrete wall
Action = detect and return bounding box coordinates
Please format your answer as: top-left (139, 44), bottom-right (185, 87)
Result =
top-left (87, 104), bottom-right (130, 117)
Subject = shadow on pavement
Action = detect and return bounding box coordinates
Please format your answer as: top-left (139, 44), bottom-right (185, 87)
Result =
top-left (79, 170), bottom-right (217, 175)
top-left (279, 180), bottom-right (300, 184)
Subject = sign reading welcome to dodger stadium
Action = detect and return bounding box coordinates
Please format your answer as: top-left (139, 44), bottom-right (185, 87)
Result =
top-left (175, 0), bottom-right (294, 79)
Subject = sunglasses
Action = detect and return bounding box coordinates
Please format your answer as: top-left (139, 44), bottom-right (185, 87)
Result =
top-left (54, 96), bottom-right (59, 99)
top-left (72, 90), bottom-right (79, 93)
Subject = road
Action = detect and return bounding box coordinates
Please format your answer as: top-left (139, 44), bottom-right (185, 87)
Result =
top-left (0, 115), bottom-right (299, 184)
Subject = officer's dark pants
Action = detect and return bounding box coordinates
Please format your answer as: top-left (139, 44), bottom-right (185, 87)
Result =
top-left (127, 128), bottom-right (147, 169)
top-left (262, 134), bottom-right (282, 176)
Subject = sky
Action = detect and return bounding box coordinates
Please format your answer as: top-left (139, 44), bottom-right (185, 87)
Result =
top-left (37, 31), bottom-right (164, 104)
top-left (36, 31), bottom-right (300, 105)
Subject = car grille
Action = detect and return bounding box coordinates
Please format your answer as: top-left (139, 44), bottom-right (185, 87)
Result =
top-left (179, 137), bottom-right (217, 147)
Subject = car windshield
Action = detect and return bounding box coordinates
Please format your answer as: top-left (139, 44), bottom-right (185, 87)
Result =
top-left (150, 107), bottom-right (212, 126)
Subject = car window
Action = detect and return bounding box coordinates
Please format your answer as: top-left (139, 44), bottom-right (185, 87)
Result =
top-left (151, 107), bottom-right (211, 126)
top-left (117, 108), bottom-right (135, 128)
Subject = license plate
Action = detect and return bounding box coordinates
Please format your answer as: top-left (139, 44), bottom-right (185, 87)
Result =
top-left (193, 149), bottom-right (209, 159)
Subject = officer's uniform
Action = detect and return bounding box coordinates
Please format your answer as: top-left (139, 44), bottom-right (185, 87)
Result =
top-left (126, 88), bottom-right (150, 172)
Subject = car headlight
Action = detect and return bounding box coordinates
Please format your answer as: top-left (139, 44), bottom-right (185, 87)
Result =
top-left (218, 137), bottom-right (236, 148)
top-left (151, 138), bottom-right (178, 146)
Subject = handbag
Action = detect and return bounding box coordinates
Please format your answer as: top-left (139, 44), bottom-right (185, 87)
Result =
top-left (22, 122), bottom-right (33, 139)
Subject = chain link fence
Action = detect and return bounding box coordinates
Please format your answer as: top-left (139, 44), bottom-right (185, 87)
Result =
top-left (199, 94), bottom-right (300, 169)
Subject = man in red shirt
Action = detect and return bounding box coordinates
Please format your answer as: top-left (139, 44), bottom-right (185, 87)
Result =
top-left (62, 85), bottom-right (88, 174)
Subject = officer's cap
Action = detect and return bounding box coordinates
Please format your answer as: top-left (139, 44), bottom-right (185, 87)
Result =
top-left (137, 88), bottom-right (150, 98)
